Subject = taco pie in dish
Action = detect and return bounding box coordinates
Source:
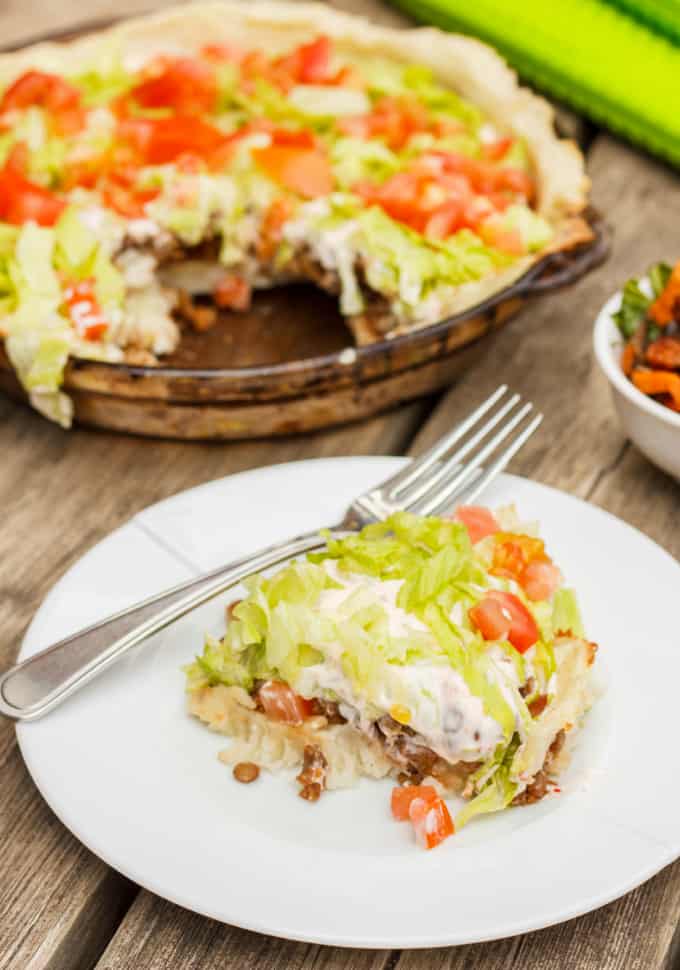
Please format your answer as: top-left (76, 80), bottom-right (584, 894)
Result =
top-left (185, 506), bottom-right (597, 849)
top-left (0, 2), bottom-right (591, 426)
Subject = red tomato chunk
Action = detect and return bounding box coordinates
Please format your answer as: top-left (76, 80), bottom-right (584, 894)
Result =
top-left (454, 506), bottom-right (499, 544)
top-left (469, 591), bottom-right (539, 653)
top-left (257, 681), bottom-right (314, 725)
top-left (391, 785), bottom-right (438, 821)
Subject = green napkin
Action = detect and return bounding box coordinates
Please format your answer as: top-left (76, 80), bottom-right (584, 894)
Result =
top-left (387, 0), bottom-right (680, 165)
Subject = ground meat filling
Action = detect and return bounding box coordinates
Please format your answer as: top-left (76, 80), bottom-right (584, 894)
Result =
top-left (375, 715), bottom-right (481, 791)
top-left (307, 698), bottom-right (347, 725)
top-left (512, 729), bottom-right (566, 806)
top-left (297, 744), bottom-right (328, 802)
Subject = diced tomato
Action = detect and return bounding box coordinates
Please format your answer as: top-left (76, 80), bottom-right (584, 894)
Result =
top-left (328, 65), bottom-right (364, 89)
top-left (340, 96), bottom-right (430, 151)
top-left (0, 70), bottom-right (84, 135)
top-left (257, 681), bottom-right (315, 725)
top-left (520, 560), bottom-right (562, 602)
top-left (649, 262), bottom-right (680, 326)
top-left (270, 127), bottom-right (317, 148)
top-left (409, 795), bottom-right (454, 850)
top-left (353, 148), bottom-right (534, 241)
top-left (253, 145), bottom-right (333, 198)
top-left (297, 36), bottom-right (333, 83)
top-left (0, 143), bottom-right (66, 226)
top-left (423, 201), bottom-right (464, 240)
top-left (355, 167), bottom-right (467, 235)
top-left (479, 219), bottom-right (525, 256)
top-left (429, 151), bottom-right (534, 203)
top-left (391, 785), bottom-right (438, 821)
top-left (275, 35), bottom-right (333, 85)
top-left (63, 278), bottom-right (108, 341)
top-left (201, 43), bottom-right (244, 64)
top-left (257, 196), bottom-right (295, 260)
top-left (481, 136), bottom-right (514, 161)
top-left (454, 506), bottom-right (499, 544)
top-left (119, 114), bottom-right (227, 166)
top-left (147, 116), bottom-right (226, 164)
top-left (214, 275), bottom-right (252, 311)
top-left (131, 57), bottom-right (218, 114)
top-left (469, 591), bottom-right (539, 653)
top-left (99, 170), bottom-right (159, 218)
top-left (494, 167), bottom-right (534, 200)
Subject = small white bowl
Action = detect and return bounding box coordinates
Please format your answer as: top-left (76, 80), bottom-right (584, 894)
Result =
top-left (593, 287), bottom-right (680, 481)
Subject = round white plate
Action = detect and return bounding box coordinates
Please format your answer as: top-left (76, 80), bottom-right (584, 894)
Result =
top-left (16, 457), bottom-right (680, 948)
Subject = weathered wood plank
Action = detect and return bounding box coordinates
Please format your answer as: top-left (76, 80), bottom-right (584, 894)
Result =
top-left (95, 892), bottom-right (391, 970)
top-left (397, 859), bottom-right (680, 970)
top-left (0, 0), bottom-right (170, 48)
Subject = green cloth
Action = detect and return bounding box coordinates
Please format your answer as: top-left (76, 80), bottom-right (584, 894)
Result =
top-left (387, 0), bottom-right (680, 165)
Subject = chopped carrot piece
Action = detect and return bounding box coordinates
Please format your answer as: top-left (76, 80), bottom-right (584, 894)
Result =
top-left (621, 342), bottom-right (636, 376)
top-left (631, 368), bottom-right (680, 409)
top-left (649, 262), bottom-right (680, 325)
top-left (645, 336), bottom-right (680, 370)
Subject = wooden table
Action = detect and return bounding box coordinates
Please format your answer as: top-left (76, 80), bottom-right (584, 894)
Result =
top-left (1, 0), bottom-right (679, 967)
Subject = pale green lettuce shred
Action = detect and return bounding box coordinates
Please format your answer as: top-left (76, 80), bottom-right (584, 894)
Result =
top-left (187, 512), bottom-right (523, 738)
top-left (289, 85), bottom-right (370, 117)
top-left (0, 108), bottom-right (67, 183)
top-left (331, 137), bottom-right (401, 189)
top-left (4, 224), bottom-right (73, 426)
top-left (498, 204), bottom-right (553, 252)
top-left (356, 207), bottom-right (507, 311)
top-left (54, 207), bottom-right (125, 315)
top-left (69, 41), bottom-right (135, 105)
top-left (551, 588), bottom-right (585, 638)
top-left (1, 209), bottom-right (126, 426)
top-left (403, 65), bottom-right (484, 130)
top-left (456, 735), bottom-right (520, 829)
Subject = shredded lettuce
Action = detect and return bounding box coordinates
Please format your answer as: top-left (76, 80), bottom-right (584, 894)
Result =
top-left (497, 204), bottom-right (553, 252)
top-left (3, 224), bottom-right (73, 426)
top-left (355, 207), bottom-right (505, 311)
top-left (551, 588), bottom-right (585, 638)
top-left (403, 65), bottom-right (483, 130)
top-left (70, 43), bottom-right (135, 106)
top-left (289, 85), bottom-right (370, 117)
top-left (189, 512), bottom-right (526, 734)
top-left (456, 734), bottom-right (520, 829)
top-left (331, 137), bottom-right (401, 189)
top-left (612, 262), bottom-right (670, 339)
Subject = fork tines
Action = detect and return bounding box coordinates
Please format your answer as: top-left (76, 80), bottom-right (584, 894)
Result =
top-left (385, 386), bottom-right (543, 518)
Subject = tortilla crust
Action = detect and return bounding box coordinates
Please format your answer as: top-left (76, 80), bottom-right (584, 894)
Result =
top-left (0, 2), bottom-right (593, 342)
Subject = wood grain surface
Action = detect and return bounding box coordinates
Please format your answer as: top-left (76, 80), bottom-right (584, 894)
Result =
top-left (0, 1), bottom-right (678, 969)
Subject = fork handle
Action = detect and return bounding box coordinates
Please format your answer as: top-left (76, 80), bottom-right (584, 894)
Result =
top-left (0, 527), bottom-right (337, 722)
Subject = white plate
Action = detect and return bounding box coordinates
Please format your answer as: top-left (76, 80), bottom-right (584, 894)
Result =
top-left (15, 457), bottom-right (680, 949)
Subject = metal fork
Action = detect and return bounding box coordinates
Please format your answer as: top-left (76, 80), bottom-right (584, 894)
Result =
top-left (0, 385), bottom-right (542, 722)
